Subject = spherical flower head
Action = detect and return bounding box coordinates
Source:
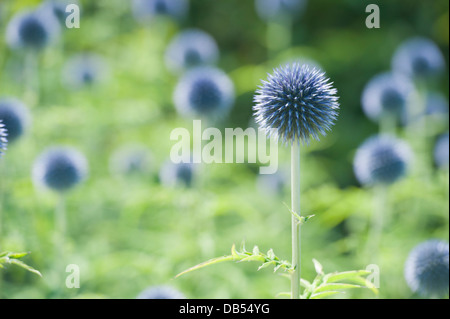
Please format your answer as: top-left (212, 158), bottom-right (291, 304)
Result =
top-left (174, 66), bottom-right (235, 120)
top-left (165, 29), bottom-right (219, 75)
top-left (32, 147), bottom-right (88, 193)
top-left (61, 53), bottom-right (108, 90)
top-left (361, 72), bottom-right (414, 123)
top-left (132, 0), bottom-right (188, 23)
top-left (0, 98), bottom-right (31, 144)
top-left (6, 8), bottom-right (60, 51)
top-left (353, 135), bottom-right (413, 186)
top-left (159, 160), bottom-right (195, 188)
top-left (0, 120), bottom-right (7, 159)
top-left (405, 240), bottom-right (449, 298)
top-left (255, 0), bottom-right (307, 21)
top-left (434, 133), bottom-right (449, 169)
top-left (109, 144), bottom-right (152, 176)
top-left (253, 63), bottom-right (339, 145)
top-left (392, 37), bottom-right (445, 79)
top-left (137, 285), bottom-right (185, 299)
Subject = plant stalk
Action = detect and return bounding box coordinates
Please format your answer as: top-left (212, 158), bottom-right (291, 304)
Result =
top-left (291, 142), bottom-right (301, 299)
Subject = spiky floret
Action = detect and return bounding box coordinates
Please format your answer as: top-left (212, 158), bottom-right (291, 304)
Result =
top-left (434, 132), bottom-right (449, 169)
top-left (136, 285), bottom-right (185, 299)
top-left (0, 98), bottom-right (31, 144)
top-left (32, 147), bottom-right (88, 193)
top-left (404, 240), bottom-right (449, 298)
top-left (353, 135), bottom-right (412, 186)
top-left (0, 120), bottom-right (7, 158)
top-left (253, 63), bottom-right (339, 145)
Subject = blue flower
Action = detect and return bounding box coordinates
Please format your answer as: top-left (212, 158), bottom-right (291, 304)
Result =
top-left (392, 37), bottom-right (445, 79)
top-left (0, 120), bottom-right (7, 158)
top-left (255, 0), bottom-right (307, 21)
top-left (32, 147), bottom-right (88, 193)
top-left (132, 0), bottom-right (189, 23)
top-left (405, 240), bottom-right (449, 298)
top-left (174, 66), bottom-right (235, 120)
top-left (6, 8), bottom-right (60, 50)
top-left (159, 160), bottom-right (195, 188)
top-left (61, 53), bottom-right (108, 90)
top-left (434, 133), bottom-right (449, 169)
top-left (353, 135), bottom-right (412, 186)
top-left (0, 98), bottom-right (31, 144)
top-left (137, 285), bottom-right (185, 299)
top-left (361, 72), bottom-right (414, 123)
top-left (165, 29), bottom-right (219, 74)
top-left (109, 144), bottom-right (152, 176)
top-left (253, 63), bottom-right (339, 145)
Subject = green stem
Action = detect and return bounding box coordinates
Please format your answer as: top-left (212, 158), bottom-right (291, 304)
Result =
top-left (291, 142), bottom-right (301, 299)
top-left (366, 185), bottom-right (387, 263)
top-left (379, 113), bottom-right (396, 136)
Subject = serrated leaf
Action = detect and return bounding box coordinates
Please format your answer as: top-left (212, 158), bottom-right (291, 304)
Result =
top-left (300, 278), bottom-right (312, 289)
top-left (257, 261), bottom-right (276, 271)
top-left (315, 283), bottom-right (362, 293)
top-left (310, 291), bottom-right (343, 299)
top-left (326, 270), bottom-right (371, 283)
top-left (345, 276), bottom-right (379, 295)
top-left (8, 252), bottom-right (29, 259)
top-left (240, 255), bottom-right (265, 263)
top-left (8, 259), bottom-right (42, 277)
top-left (267, 249), bottom-right (275, 260)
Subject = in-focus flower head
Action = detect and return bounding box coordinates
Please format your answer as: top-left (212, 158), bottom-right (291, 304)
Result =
top-left (159, 160), bottom-right (195, 188)
top-left (0, 98), bottom-right (31, 144)
top-left (109, 144), bottom-right (152, 176)
top-left (174, 66), bottom-right (235, 120)
top-left (0, 120), bottom-right (7, 158)
top-left (253, 63), bottom-right (339, 145)
top-left (61, 53), bottom-right (108, 90)
top-left (255, 0), bottom-right (307, 21)
top-left (6, 8), bottom-right (60, 50)
top-left (361, 72), bottom-right (414, 123)
top-left (434, 132), bottom-right (449, 169)
top-left (137, 285), bottom-right (185, 299)
top-left (32, 146), bottom-right (88, 193)
top-left (165, 28), bottom-right (219, 74)
top-left (405, 240), bottom-right (449, 298)
top-left (132, 0), bottom-right (188, 23)
top-left (392, 37), bottom-right (445, 79)
top-left (353, 135), bottom-right (413, 186)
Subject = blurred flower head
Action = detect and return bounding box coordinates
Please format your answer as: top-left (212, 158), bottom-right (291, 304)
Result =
top-left (361, 72), bottom-right (414, 123)
top-left (132, 0), bottom-right (189, 23)
top-left (405, 239), bottom-right (449, 298)
top-left (61, 53), bottom-right (108, 90)
top-left (0, 98), bottom-right (31, 144)
top-left (6, 8), bottom-right (60, 51)
top-left (255, 0), bottom-right (307, 21)
top-left (353, 135), bottom-right (413, 186)
top-left (136, 285), bottom-right (185, 299)
top-left (32, 147), bottom-right (88, 193)
top-left (159, 160), bottom-right (195, 188)
top-left (434, 132), bottom-right (449, 169)
top-left (174, 66), bottom-right (235, 120)
top-left (40, 0), bottom-right (81, 25)
top-left (392, 37), bottom-right (445, 79)
top-left (402, 92), bottom-right (449, 126)
top-left (165, 28), bottom-right (219, 74)
top-left (0, 120), bottom-right (7, 158)
top-left (109, 144), bottom-right (153, 177)
top-left (253, 63), bottom-right (339, 145)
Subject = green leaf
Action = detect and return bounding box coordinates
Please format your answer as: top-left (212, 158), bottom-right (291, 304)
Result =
top-left (8, 259), bottom-right (42, 277)
top-left (310, 291), bottom-right (342, 299)
top-left (325, 270), bottom-right (372, 283)
top-left (8, 252), bottom-right (29, 259)
top-left (275, 292), bottom-right (291, 298)
top-left (175, 255), bottom-right (236, 278)
top-left (312, 259), bottom-right (324, 275)
top-left (345, 276), bottom-right (379, 295)
top-left (315, 283), bottom-right (362, 293)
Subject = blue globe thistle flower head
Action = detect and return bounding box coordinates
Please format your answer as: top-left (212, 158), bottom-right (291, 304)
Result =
top-left (109, 144), bottom-right (152, 176)
top-left (253, 63), bottom-right (339, 145)
top-left (137, 285), bottom-right (185, 299)
top-left (353, 135), bottom-right (413, 186)
top-left (0, 98), bottom-right (31, 144)
top-left (0, 120), bottom-right (7, 159)
top-left (132, 0), bottom-right (188, 23)
top-left (61, 53), bottom-right (108, 90)
top-left (6, 8), bottom-right (60, 51)
top-left (434, 133), bottom-right (449, 169)
top-left (255, 0), bottom-right (307, 21)
top-left (405, 240), bottom-right (449, 298)
top-left (392, 37), bottom-right (445, 79)
top-left (361, 72), bottom-right (414, 123)
top-left (32, 147), bottom-right (88, 193)
top-left (174, 66), bottom-right (235, 121)
top-left (165, 29), bottom-right (219, 75)
top-left (159, 159), bottom-right (196, 188)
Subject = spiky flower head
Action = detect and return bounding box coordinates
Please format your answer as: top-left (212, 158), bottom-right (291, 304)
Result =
top-left (353, 135), bottom-right (413, 186)
top-left (174, 66), bottom-right (235, 120)
top-left (434, 133), bottom-right (449, 169)
top-left (361, 72), bottom-right (414, 123)
top-left (136, 285), bottom-right (185, 299)
top-left (159, 160), bottom-right (195, 188)
top-left (255, 0), bottom-right (307, 21)
top-left (0, 120), bottom-right (7, 159)
top-left (392, 37), bottom-right (445, 79)
top-left (132, 0), bottom-right (188, 23)
top-left (405, 240), bottom-right (449, 298)
top-left (253, 63), bottom-right (339, 145)
top-left (32, 147), bottom-right (88, 193)
top-left (165, 28), bottom-right (219, 74)
top-left (61, 53), bottom-right (108, 90)
top-left (0, 98), bottom-right (31, 144)
top-left (109, 144), bottom-right (152, 176)
top-left (6, 8), bottom-right (60, 51)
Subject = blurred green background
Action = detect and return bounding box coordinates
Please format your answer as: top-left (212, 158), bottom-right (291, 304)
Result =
top-left (0, 0), bottom-right (448, 299)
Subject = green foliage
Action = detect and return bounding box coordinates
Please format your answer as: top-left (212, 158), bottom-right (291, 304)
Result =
top-left (0, 251), bottom-right (42, 277)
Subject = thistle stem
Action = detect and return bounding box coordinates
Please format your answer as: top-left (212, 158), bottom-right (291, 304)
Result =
top-left (291, 142), bottom-right (301, 299)
top-left (366, 184), bottom-right (387, 263)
